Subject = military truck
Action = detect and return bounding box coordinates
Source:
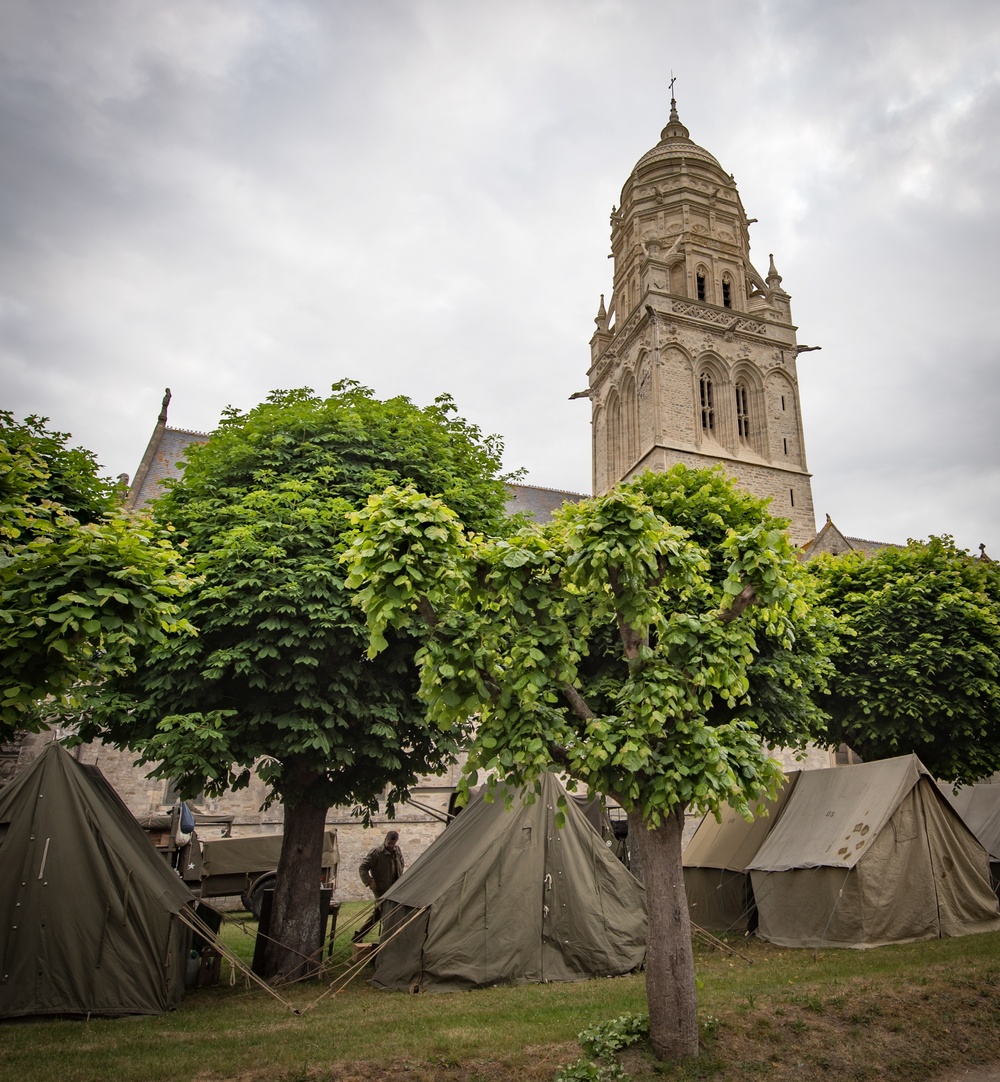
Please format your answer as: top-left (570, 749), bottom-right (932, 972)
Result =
top-left (140, 804), bottom-right (339, 918)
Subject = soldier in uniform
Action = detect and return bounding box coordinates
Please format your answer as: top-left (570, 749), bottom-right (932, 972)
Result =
top-left (353, 830), bottom-right (404, 941)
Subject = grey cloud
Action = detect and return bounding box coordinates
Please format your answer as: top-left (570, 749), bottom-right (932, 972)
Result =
top-left (1, 0), bottom-right (997, 551)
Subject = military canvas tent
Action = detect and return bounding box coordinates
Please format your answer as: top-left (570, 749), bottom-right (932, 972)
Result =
top-left (682, 771), bottom-right (799, 931)
top-left (937, 782), bottom-right (1000, 896)
top-left (748, 756), bottom-right (1000, 949)
top-left (0, 743), bottom-right (197, 1019)
top-left (371, 774), bottom-right (647, 992)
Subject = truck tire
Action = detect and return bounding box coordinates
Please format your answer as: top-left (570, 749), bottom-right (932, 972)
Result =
top-left (242, 873), bottom-right (277, 920)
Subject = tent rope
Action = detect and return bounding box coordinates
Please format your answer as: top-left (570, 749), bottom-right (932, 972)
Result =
top-left (217, 903), bottom-right (378, 987)
top-left (689, 919), bottom-right (754, 964)
top-left (297, 904), bottom-right (431, 1013)
top-left (263, 901), bottom-right (384, 985)
top-left (327, 899), bottom-right (376, 949)
top-left (689, 866), bottom-right (762, 935)
top-left (235, 918), bottom-right (325, 979)
top-left (185, 899), bottom-right (385, 1008)
top-left (177, 906), bottom-right (302, 1014)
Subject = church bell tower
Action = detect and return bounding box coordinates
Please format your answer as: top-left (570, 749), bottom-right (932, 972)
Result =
top-left (587, 97), bottom-right (816, 545)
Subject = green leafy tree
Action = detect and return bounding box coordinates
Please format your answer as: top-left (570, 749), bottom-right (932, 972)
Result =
top-left (1, 411), bottom-right (120, 542)
top-left (811, 535), bottom-right (1000, 784)
top-left (77, 383), bottom-right (512, 981)
top-left (344, 464), bottom-right (834, 1061)
top-left (0, 412), bottom-right (191, 736)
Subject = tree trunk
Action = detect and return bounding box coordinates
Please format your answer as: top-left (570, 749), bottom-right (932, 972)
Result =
top-left (263, 799), bottom-right (329, 982)
top-left (627, 821), bottom-right (645, 884)
top-left (628, 805), bottom-right (699, 1061)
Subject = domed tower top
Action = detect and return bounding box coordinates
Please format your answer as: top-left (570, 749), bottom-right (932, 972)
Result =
top-left (610, 96), bottom-right (752, 306)
top-left (601, 94), bottom-right (780, 340)
top-left (630, 95), bottom-right (728, 178)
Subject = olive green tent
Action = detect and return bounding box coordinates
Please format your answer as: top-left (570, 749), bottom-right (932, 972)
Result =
top-left (0, 743), bottom-right (197, 1019)
top-left (682, 771), bottom-right (799, 931)
top-left (749, 756), bottom-right (1000, 949)
top-left (371, 774), bottom-right (647, 992)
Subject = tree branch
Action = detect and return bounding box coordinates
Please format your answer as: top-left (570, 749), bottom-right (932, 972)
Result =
top-left (608, 566), bottom-right (649, 660)
top-left (416, 596), bottom-right (438, 628)
top-left (548, 742), bottom-right (573, 770)
top-left (718, 581), bottom-right (757, 623)
top-left (562, 683), bottom-right (597, 721)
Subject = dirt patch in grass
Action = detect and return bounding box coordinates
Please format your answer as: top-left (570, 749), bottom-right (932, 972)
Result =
top-left (195, 1042), bottom-right (578, 1082)
top-left (594, 967), bottom-right (1000, 1081)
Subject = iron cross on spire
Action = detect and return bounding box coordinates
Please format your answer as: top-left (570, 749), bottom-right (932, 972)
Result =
top-left (669, 72), bottom-right (677, 97)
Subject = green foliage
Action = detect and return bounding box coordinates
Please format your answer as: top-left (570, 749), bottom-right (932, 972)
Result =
top-left (555, 1013), bottom-right (650, 1081)
top-left (811, 535), bottom-right (1000, 784)
top-left (345, 464), bottom-right (835, 824)
top-left (554, 1058), bottom-right (629, 1081)
top-left (1, 411), bottom-right (119, 548)
top-left (77, 382), bottom-right (512, 813)
top-left (579, 1013), bottom-right (651, 1058)
top-left (0, 413), bottom-right (192, 736)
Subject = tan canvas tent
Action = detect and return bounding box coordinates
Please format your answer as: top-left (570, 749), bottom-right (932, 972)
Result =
top-left (0, 743), bottom-right (197, 1018)
top-left (749, 756), bottom-right (1000, 948)
top-left (371, 773), bottom-right (647, 992)
top-left (682, 771), bottom-right (799, 931)
top-left (937, 782), bottom-right (1000, 897)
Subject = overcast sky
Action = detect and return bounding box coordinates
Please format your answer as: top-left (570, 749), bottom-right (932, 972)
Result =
top-left (2, 0), bottom-right (998, 552)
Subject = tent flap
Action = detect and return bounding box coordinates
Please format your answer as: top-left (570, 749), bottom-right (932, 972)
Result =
top-left (682, 771), bottom-right (799, 931)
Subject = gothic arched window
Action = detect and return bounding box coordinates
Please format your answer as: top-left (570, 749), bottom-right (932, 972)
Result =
top-left (722, 274), bottom-right (733, 309)
top-left (621, 372), bottom-right (638, 470)
top-left (699, 373), bottom-right (715, 433)
top-left (696, 268), bottom-right (707, 302)
top-left (735, 382), bottom-right (751, 441)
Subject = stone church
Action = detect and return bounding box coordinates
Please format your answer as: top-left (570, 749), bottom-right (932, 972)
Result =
top-left (7, 99), bottom-right (876, 891)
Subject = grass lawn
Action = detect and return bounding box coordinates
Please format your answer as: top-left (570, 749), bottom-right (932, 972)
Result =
top-left (2, 902), bottom-right (1000, 1081)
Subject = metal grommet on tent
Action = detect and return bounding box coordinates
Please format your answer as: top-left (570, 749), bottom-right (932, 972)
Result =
top-left (408, 980), bottom-right (423, 995)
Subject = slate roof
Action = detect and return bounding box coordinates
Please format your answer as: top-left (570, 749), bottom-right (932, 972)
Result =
top-left (798, 515), bottom-right (901, 561)
top-left (504, 484), bottom-right (586, 522)
top-left (125, 424), bottom-right (209, 511)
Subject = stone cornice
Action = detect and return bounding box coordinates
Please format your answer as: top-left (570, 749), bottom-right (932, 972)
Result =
top-left (588, 292), bottom-right (801, 389)
top-left (669, 300), bottom-right (768, 335)
top-left (649, 441), bottom-right (813, 478)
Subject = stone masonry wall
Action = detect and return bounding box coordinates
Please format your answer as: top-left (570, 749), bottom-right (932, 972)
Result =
top-left (629, 446), bottom-right (816, 546)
